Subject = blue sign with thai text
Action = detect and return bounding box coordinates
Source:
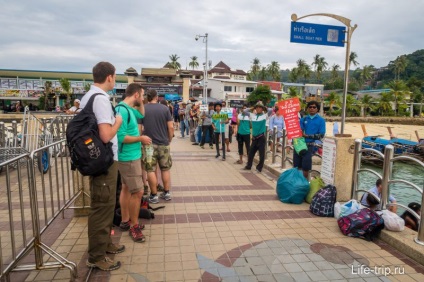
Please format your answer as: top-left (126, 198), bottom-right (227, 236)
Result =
top-left (290, 22), bottom-right (345, 47)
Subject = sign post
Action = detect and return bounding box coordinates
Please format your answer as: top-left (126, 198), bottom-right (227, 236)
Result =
top-left (290, 13), bottom-right (357, 134)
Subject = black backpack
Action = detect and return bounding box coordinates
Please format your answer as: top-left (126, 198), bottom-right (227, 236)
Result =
top-left (66, 93), bottom-right (114, 176)
top-left (310, 185), bottom-right (337, 217)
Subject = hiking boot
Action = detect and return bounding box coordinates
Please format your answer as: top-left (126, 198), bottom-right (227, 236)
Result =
top-left (86, 257), bottom-right (121, 271)
top-left (106, 243), bottom-right (125, 254)
top-left (119, 220), bottom-right (131, 231)
top-left (129, 224), bottom-right (146, 243)
top-left (157, 184), bottom-right (165, 192)
top-left (143, 185), bottom-right (149, 196)
top-left (243, 167), bottom-right (251, 171)
top-left (149, 194), bottom-right (159, 204)
top-left (160, 191), bottom-right (172, 201)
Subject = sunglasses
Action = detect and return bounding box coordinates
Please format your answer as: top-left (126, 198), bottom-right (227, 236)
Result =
top-left (308, 106), bottom-right (317, 109)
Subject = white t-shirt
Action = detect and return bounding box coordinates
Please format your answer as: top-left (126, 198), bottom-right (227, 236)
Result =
top-left (68, 106), bottom-right (81, 113)
top-left (80, 85), bottom-right (118, 161)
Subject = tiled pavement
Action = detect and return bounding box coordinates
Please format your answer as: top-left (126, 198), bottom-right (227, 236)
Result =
top-left (10, 135), bottom-right (424, 281)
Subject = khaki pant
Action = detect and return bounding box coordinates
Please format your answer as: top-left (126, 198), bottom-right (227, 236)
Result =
top-left (88, 161), bottom-right (118, 263)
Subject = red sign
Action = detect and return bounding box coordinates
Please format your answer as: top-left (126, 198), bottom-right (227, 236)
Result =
top-left (277, 98), bottom-right (303, 139)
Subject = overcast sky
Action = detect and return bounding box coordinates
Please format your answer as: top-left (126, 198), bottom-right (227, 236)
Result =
top-left (1, 0), bottom-right (422, 75)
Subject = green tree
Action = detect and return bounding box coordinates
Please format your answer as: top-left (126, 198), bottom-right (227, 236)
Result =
top-left (250, 57), bottom-right (261, 79)
top-left (59, 78), bottom-right (72, 102)
top-left (312, 54), bottom-right (328, 82)
top-left (168, 54), bottom-right (181, 70)
top-left (267, 61), bottom-right (281, 81)
top-left (189, 56), bottom-right (199, 70)
top-left (289, 67), bottom-right (299, 82)
top-left (378, 92), bottom-right (394, 116)
top-left (346, 94), bottom-right (360, 117)
top-left (360, 65), bottom-right (373, 86)
top-left (330, 64), bottom-right (340, 81)
top-left (360, 94), bottom-right (374, 117)
top-left (387, 80), bottom-right (408, 116)
top-left (288, 87), bottom-right (299, 98)
top-left (390, 55), bottom-right (408, 80)
top-left (247, 85), bottom-right (273, 105)
top-left (296, 59), bottom-right (311, 82)
top-left (349, 51), bottom-right (359, 68)
top-left (258, 67), bottom-right (268, 81)
top-left (325, 92), bottom-right (341, 114)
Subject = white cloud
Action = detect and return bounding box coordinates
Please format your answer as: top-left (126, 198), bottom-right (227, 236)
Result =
top-left (0, 0), bottom-right (423, 74)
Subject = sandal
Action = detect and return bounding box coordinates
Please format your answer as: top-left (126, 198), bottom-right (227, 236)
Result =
top-left (234, 160), bottom-right (243, 164)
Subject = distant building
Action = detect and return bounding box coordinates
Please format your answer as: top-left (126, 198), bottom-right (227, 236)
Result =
top-left (0, 69), bottom-right (128, 110)
top-left (193, 61), bottom-right (255, 102)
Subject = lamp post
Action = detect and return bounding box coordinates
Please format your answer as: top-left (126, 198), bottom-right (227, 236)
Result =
top-left (195, 33), bottom-right (208, 104)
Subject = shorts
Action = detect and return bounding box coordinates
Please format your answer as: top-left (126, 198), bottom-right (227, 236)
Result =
top-left (118, 159), bottom-right (143, 194)
top-left (230, 120), bottom-right (237, 125)
top-left (174, 115), bottom-right (180, 123)
top-left (293, 145), bottom-right (314, 171)
top-left (143, 144), bottom-right (172, 172)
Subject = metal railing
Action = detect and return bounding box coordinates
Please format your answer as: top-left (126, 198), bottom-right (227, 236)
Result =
top-left (0, 113), bottom-right (89, 280)
top-left (265, 127), bottom-right (322, 180)
top-left (0, 140), bottom-right (81, 281)
top-left (351, 138), bottom-right (424, 245)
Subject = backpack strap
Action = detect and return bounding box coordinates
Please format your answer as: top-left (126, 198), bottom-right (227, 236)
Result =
top-left (114, 104), bottom-right (131, 124)
top-left (114, 104), bottom-right (133, 153)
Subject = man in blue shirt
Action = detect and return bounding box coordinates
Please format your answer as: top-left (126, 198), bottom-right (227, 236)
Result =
top-left (293, 101), bottom-right (326, 178)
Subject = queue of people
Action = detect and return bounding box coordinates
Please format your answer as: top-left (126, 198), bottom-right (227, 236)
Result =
top-left (76, 66), bottom-right (420, 273)
top-left (78, 62), bottom-right (174, 271)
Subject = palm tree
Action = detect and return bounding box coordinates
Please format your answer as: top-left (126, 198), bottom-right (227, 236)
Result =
top-left (378, 92), bottom-right (394, 116)
top-left (349, 52), bottom-right (359, 68)
top-left (250, 57), bottom-right (261, 79)
top-left (189, 56), bottom-right (199, 70)
top-left (326, 92), bottom-right (341, 113)
top-left (258, 67), bottom-right (268, 81)
top-left (360, 94), bottom-right (373, 117)
top-left (168, 54), bottom-right (181, 70)
top-left (288, 67), bottom-right (299, 83)
top-left (288, 87), bottom-right (299, 98)
top-left (267, 61), bottom-right (281, 81)
top-left (311, 54), bottom-right (328, 82)
top-left (346, 95), bottom-right (360, 117)
top-left (316, 56), bottom-right (328, 82)
top-left (330, 64), bottom-right (340, 81)
top-left (359, 65), bottom-right (373, 87)
top-left (390, 55), bottom-right (408, 80)
top-left (387, 80), bottom-right (408, 116)
top-left (296, 59), bottom-right (311, 82)
top-left (59, 78), bottom-right (72, 103)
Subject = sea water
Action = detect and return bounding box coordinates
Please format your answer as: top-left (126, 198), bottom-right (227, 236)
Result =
top-left (358, 162), bottom-right (424, 214)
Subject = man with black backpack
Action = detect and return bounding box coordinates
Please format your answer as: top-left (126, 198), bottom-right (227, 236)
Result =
top-left (79, 62), bottom-right (124, 271)
top-left (115, 83), bottom-right (152, 243)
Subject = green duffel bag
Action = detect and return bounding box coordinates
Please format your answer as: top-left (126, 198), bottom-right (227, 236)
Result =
top-left (305, 177), bottom-right (325, 203)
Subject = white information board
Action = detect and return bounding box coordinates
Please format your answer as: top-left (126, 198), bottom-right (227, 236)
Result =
top-left (321, 138), bottom-right (337, 185)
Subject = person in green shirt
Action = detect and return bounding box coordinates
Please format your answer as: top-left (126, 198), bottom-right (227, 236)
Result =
top-left (235, 104), bottom-right (251, 164)
top-left (116, 83), bottom-right (152, 243)
top-left (212, 102), bottom-right (229, 161)
top-left (244, 101), bottom-right (267, 172)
